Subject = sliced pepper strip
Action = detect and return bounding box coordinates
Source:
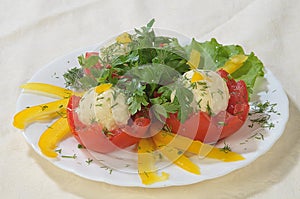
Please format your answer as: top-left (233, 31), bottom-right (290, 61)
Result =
top-left (153, 137), bottom-right (200, 175)
top-left (38, 117), bottom-right (71, 158)
top-left (219, 54), bottom-right (248, 74)
top-left (153, 130), bottom-right (245, 162)
top-left (116, 32), bottom-right (132, 44)
top-left (94, 83), bottom-right (112, 94)
top-left (191, 71), bottom-right (204, 83)
top-left (187, 49), bottom-right (201, 70)
top-left (21, 83), bottom-right (74, 99)
top-left (137, 138), bottom-right (169, 185)
top-left (13, 98), bottom-right (69, 129)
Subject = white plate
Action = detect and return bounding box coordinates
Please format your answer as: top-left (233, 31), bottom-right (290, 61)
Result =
top-left (16, 37), bottom-right (289, 188)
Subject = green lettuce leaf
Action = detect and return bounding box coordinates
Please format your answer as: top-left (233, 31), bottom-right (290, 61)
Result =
top-left (185, 38), bottom-right (264, 96)
top-left (231, 52), bottom-right (265, 94)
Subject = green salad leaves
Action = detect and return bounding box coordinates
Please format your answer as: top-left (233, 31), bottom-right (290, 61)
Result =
top-left (63, 19), bottom-right (265, 122)
top-left (187, 38), bottom-right (264, 95)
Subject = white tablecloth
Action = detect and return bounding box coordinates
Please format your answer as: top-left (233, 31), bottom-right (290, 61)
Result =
top-left (1, 0), bottom-right (300, 198)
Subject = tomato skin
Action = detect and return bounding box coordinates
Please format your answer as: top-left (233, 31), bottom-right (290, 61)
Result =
top-left (77, 123), bottom-right (117, 153)
top-left (66, 95), bottom-right (150, 153)
top-left (66, 95), bottom-right (85, 144)
top-left (166, 69), bottom-right (249, 143)
top-left (217, 69), bottom-right (249, 121)
top-left (110, 128), bottom-right (140, 149)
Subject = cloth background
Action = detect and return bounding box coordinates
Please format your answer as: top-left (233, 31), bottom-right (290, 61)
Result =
top-left (1, 0), bottom-right (300, 198)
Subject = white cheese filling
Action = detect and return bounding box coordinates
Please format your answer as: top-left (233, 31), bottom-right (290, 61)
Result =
top-left (76, 88), bottom-right (130, 130)
top-left (182, 70), bottom-right (230, 115)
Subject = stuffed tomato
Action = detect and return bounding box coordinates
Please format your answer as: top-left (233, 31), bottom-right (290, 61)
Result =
top-left (165, 69), bottom-right (249, 143)
top-left (66, 88), bottom-right (151, 154)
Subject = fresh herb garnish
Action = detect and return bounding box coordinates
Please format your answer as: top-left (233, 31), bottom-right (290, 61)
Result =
top-left (63, 67), bottom-right (84, 89)
top-left (78, 54), bottom-right (100, 69)
top-left (217, 121), bottom-right (227, 126)
top-left (77, 144), bottom-right (86, 149)
top-left (85, 158), bottom-right (93, 165)
top-left (247, 131), bottom-right (265, 141)
top-left (162, 124), bottom-right (172, 132)
top-left (248, 101), bottom-right (279, 129)
top-left (220, 142), bottom-right (231, 153)
top-left (55, 149), bottom-right (62, 154)
top-left (41, 105), bottom-right (48, 111)
top-left (56, 111), bottom-right (66, 118)
top-left (100, 166), bottom-right (113, 174)
top-left (61, 154), bottom-right (77, 159)
top-left (62, 19), bottom-right (265, 124)
top-left (206, 102), bottom-right (213, 116)
top-left (102, 128), bottom-right (114, 136)
top-left (51, 72), bottom-right (60, 79)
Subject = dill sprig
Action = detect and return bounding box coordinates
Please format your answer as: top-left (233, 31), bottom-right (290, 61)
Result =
top-left (220, 142), bottom-right (231, 153)
top-left (248, 101), bottom-right (279, 130)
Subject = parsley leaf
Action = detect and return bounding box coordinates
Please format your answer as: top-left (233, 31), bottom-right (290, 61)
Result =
top-left (121, 79), bottom-right (149, 115)
top-left (152, 82), bottom-right (194, 122)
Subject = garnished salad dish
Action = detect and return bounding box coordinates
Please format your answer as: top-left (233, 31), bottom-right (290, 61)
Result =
top-left (13, 19), bottom-right (288, 187)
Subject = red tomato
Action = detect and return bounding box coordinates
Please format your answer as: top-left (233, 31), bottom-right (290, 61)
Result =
top-left (85, 52), bottom-right (99, 58)
top-left (83, 52), bottom-right (102, 75)
top-left (66, 95), bottom-right (85, 144)
top-left (165, 69), bottom-right (249, 143)
top-left (66, 95), bottom-right (151, 153)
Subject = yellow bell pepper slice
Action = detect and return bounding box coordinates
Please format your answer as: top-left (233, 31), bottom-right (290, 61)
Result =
top-left (13, 98), bottom-right (69, 129)
top-left (38, 117), bottom-right (71, 158)
top-left (188, 49), bottom-right (205, 83)
top-left (116, 32), bottom-right (132, 44)
top-left (153, 137), bottom-right (200, 175)
top-left (191, 71), bottom-right (204, 83)
top-left (220, 54), bottom-right (248, 74)
top-left (21, 83), bottom-right (74, 99)
top-left (187, 49), bottom-right (201, 70)
top-left (138, 138), bottom-right (169, 185)
top-left (94, 83), bottom-right (112, 94)
top-left (153, 130), bottom-right (245, 162)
